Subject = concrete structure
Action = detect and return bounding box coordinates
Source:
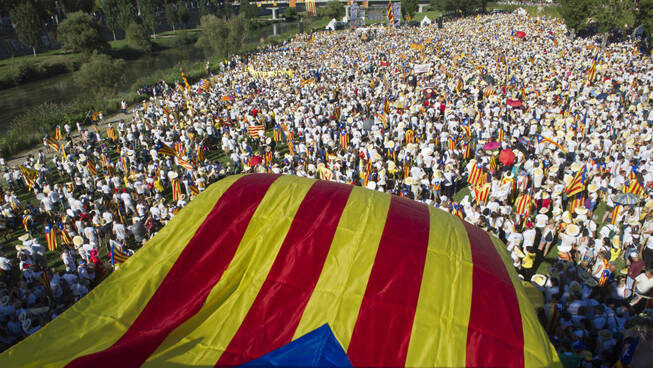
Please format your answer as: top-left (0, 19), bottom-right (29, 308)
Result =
top-left (418, 4), bottom-right (428, 13)
top-left (270, 7), bottom-right (279, 20)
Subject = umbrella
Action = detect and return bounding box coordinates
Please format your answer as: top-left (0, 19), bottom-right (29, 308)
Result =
top-left (515, 31), bottom-right (526, 38)
top-left (248, 156), bottom-right (263, 166)
top-left (499, 149), bottom-right (516, 166)
top-left (614, 192), bottom-right (640, 205)
top-left (483, 141), bottom-right (500, 151)
top-left (506, 99), bottom-right (523, 107)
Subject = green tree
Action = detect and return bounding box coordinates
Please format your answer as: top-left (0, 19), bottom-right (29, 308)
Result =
top-left (57, 11), bottom-right (109, 54)
top-left (60, 0), bottom-right (94, 14)
top-left (227, 14), bottom-right (248, 55)
top-left (165, 2), bottom-right (180, 32)
top-left (177, 1), bottom-right (190, 26)
top-left (401, 0), bottom-right (418, 19)
top-left (196, 14), bottom-right (230, 57)
top-left (318, 0), bottom-right (345, 19)
top-left (99, 0), bottom-right (120, 40)
top-left (140, 0), bottom-right (159, 38)
top-left (239, 0), bottom-right (257, 19)
top-left (592, 0), bottom-right (635, 46)
top-left (73, 53), bottom-right (125, 93)
top-left (284, 6), bottom-right (298, 21)
top-left (223, 0), bottom-right (233, 20)
top-left (116, 0), bottom-right (136, 33)
top-left (638, 0), bottom-right (653, 38)
top-left (9, 2), bottom-right (44, 56)
top-left (558, 0), bottom-right (592, 36)
top-left (430, 0), bottom-right (480, 15)
top-left (126, 21), bottom-right (153, 52)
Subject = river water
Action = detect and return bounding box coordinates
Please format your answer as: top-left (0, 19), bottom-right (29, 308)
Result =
top-left (0, 21), bottom-right (300, 128)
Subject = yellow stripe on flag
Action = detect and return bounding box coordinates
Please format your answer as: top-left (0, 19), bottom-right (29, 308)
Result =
top-left (292, 186), bottom-right (391, 349)
top-left (488, 236), bottom-right (561, 367)
top-left (405, 207), bottom-right (473, 367)
top-left (1, 175), bottom-right (243, 368)
top-left (142, 176), bottom-right (315, 366)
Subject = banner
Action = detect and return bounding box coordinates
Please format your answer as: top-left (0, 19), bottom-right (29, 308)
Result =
top-left (413, 63), bottom-right (432, 74)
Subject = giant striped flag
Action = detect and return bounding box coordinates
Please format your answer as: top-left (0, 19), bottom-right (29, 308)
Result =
top-left (1, 175), bottom-right (560, 367)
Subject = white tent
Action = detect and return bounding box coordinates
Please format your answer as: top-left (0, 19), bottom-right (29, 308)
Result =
top-left (420, 16), bottom-right (432, 27)
top-left (325, 18), bottom-right (338, 31)
top-left (513, 7), bottom-right (527, 16)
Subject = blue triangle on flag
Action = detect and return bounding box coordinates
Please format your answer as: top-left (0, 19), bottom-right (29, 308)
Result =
top-left (241, 324), bottom-right (352, 367)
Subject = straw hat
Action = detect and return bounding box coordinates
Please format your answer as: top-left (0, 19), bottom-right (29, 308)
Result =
top-left (531, 274), bottom-right (547, 287)
top-left (168, 171), bottom-right (179, 180)
top-left (552, 207), bottom-right (562, 216)
top-left (588, 183), bottom-right (598, 193)
top-left (533, 167), bottom-right (543, 177)
top-left (18, 234), bottom-right (31, 242)
top-left (563, 175), bottom-right (573, 186)
top-left (72, 236), bottom-right (84, 247)
top-left (562, 211), bottom-right (573, 224)
top-left (565, 224), bottom-right (580, 236)
top-left (575, 207), bottom-right (588, 216)
top-left (78, 154), bottom-right (87, 162)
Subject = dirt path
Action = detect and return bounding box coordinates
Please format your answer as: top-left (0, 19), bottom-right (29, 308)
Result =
top-left (6, 110), bottom-right (133, 167)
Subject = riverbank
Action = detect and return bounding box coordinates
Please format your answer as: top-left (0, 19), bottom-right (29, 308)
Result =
top-left (0, 16), bottom-right (330, 158)
top-left (0, 28), bottom-right (201, 90)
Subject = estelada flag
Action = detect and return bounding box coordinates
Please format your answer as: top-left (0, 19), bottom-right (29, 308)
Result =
top-left (1, 175), bottom-right (560, 368)
top-left (44, 223), bottom-right (57, 251)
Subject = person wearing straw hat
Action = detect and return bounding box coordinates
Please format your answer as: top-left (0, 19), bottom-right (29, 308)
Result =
top-left (558, 223), bottom-right (579, 262)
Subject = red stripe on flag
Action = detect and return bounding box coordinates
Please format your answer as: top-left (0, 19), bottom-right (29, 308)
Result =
top-left (66, 173), bottom-right (280, 368)
top-left (462, 221), bottom-right (524, 367)
top-left (347, 196), bottom-right (430, 367)
top-left (216, 180), bottom-right (353, 366)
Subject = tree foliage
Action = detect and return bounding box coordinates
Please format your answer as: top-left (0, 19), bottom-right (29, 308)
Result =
top-left (239, 0), bottom-right (258, 19)
top-left (558, 0), bottom-right (592, 33)
top-left (196, 13), bottom-right (248, 58)
top-left (318, 0), bottom-right (345, 20)
top-left (9, 1), bottom-right (45, 56)
top-left (73, 53), bottom-right (125, 92)
top-left (126, 21), bottom-right (153, 53)
top-left (591, 0), bottom-right (635, 35)
top-left (196, 14), bottom-right (231, 57)
top-left (401, 0), bottom-right (418, 19)
top-left (140, 0), bottom-right (159, 38)
top-left (60, 0), bottom-right (94, 14)
top-left (57, 11), bottom-right (109, 54)
top-left (638, 0), bottom-right (653, 38)
top-left (116, 0), bottom-right (136, 33)
top-left (98, 0), bottom-right (120, 40)
top-left (430, 0), bottom-right (480, 15)
top-left (165, 2), bottom-right (181, 32)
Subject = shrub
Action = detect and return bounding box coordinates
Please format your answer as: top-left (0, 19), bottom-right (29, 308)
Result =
top-left (284, 7), bottom-right (298, 21)
top-left (126, 22), bottom-right (153, 53)
top-left (318, 0), bottom-right (345, 19)
top-left (73, 53), bottom-right (126, 93)
top-left (57, 12), bottom-right (109, 54)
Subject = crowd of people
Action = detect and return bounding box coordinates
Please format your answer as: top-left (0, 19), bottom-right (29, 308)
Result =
top-left (1, 11), bottom-right (652, 365)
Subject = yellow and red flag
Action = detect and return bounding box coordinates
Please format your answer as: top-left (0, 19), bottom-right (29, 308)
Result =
top-left (1, 175), bottom-right (560, 368)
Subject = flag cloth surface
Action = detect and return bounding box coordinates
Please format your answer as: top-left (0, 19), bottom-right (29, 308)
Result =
top-left (0, 174), bottom-right (560, 368)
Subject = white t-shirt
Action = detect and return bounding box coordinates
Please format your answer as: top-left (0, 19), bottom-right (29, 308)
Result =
top-left (635, 273), bottom-right (653, 295)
